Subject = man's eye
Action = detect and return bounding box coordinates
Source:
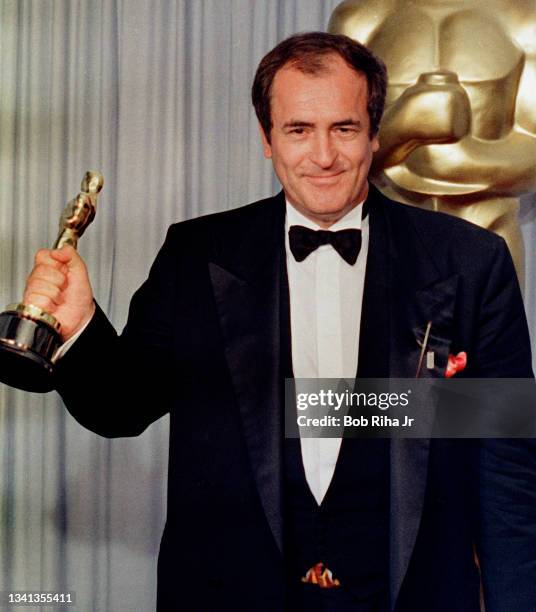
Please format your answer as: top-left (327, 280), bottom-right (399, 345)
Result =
top-left (289, 128), bottom-right (305, 135)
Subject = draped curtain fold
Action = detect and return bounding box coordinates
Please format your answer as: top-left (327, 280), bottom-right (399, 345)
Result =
top-left (1, 1), bottom-right (534, 610)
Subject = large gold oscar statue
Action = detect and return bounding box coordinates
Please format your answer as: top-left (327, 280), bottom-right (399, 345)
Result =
top-left (329, 0), bottom-right (536, 283)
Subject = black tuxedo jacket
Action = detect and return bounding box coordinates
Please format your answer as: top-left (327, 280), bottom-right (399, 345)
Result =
top-left (56, 186), bottom-right (536, 612)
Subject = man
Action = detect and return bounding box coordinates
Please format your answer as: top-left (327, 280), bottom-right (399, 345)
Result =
top-left (23, 33), bottom-right (535, 611)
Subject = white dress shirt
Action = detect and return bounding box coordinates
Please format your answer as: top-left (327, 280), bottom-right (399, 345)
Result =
top-left (285, 199), bottom-right (369, 505)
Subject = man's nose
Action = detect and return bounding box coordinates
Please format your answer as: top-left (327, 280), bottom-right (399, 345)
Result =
top-left (309, 133), bottom-right (337, 169)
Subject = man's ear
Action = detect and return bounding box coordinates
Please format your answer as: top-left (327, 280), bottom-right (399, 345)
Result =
top-left (371, 133), bottom-right (380, 153)
top-left (258, 123), bottom-right (272, 159)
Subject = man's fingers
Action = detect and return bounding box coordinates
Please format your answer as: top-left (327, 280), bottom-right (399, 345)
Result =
top-left (28, 264), bottom-right (67, 288)
top-left (24, 278), bottom-right (64, 306)
top-left (50, 245), bottom-right (82, 270)
top-left (23, 251), bottom-right (70, 312)
top-left (34, 248), bottom-right (66, 269)
top-left (36, 246), bottom-right (82, 271)
top-left (33, 248), bottom-right (79, 281)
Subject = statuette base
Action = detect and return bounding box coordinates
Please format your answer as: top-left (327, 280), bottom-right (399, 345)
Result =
top-left (0, 308), bottom-right (61, 392)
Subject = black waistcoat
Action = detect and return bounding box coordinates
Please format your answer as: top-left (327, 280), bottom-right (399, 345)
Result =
top-left (281, 218), bottom-right (391, 612)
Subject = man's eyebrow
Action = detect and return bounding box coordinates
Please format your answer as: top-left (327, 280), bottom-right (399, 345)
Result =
top-left (281, 119), bottom-right (363, 129)
top-left (332, 119), bottom-right (362, 128)
top-left (282, 120), bottom-right (315, 129)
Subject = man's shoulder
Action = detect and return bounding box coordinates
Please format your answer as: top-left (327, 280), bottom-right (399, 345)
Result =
top-left (164, 193), bottom-right (283, 246)
top-left (152, 193), bottom-right (285, 268)
top-left (375, 186), bottom-right (506, 256)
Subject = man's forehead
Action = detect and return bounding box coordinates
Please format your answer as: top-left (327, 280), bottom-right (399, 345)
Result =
top-left (281, 51), bottom-right (341, 75)
top-left (269, 58), bottom-right (369, 116)
top-left (271, 56), bottom-right (368, 98)
top-left (275, 53), bottom-right (362, 80)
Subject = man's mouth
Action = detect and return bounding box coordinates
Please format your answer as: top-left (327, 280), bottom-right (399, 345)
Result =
top-left (305, 171), bottom-right (344, 185)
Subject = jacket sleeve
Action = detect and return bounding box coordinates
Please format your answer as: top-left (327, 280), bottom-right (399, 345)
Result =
top-left (473, 238), bottom-right (536, 610)
top-left (54, 225), bottom-right (181, 438)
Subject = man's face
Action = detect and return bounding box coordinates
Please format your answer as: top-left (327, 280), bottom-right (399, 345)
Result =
top-left (260, 54), bottom-right (379, 227)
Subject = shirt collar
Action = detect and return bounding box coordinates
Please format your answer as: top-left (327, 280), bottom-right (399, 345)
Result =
top-left (285, 198), bottom-right (364, 233)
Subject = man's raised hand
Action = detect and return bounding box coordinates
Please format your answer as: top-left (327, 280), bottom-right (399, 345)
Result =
top-left (23, 246), bottom-right (95, 341)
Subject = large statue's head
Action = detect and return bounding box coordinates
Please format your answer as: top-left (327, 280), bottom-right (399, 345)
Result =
top-left (252, 32), bottom-right (387, 226)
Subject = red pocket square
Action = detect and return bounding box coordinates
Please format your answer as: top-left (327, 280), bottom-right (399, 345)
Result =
top-left (445, 351), bottom-right (467, 378)
top-left (301, 562), bottom-right (341, 588)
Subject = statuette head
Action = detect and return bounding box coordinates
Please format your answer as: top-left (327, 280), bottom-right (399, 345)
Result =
top-left (81, 171), bottom-right (104, 195)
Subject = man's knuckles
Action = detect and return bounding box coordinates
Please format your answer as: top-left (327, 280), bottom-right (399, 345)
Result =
top-left (28, 264), bottom-right (67, 287)
top-left (34, 248), bottom-right (50, 262)
top-left (35, 247), bottom-right (78, 269)
top-left (50, 246), bottom-right (81, 267)
top-left (35, 249), bottom-right (61, 267)
top-left (25, 278), bottom-right (64, 303)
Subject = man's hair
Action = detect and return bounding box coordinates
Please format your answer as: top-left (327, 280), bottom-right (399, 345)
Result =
top-left (252, 31), bottom-right (387, 143)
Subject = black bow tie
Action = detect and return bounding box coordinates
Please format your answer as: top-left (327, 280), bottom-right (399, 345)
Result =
top-left (289, 225), bottom-right (362, 265)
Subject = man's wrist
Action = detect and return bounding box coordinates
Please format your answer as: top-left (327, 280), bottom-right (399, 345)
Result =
top-left (54, 304), bottom-right (96, 360)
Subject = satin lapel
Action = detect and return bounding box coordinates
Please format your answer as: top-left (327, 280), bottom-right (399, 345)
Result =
top-left (389, 275), bottom-right (459, 609)
top-left (209, 193), bottom-right (285, 553)
top-left (365, 188), bottom-right (459, 610)
top-left (357, 193), bottom-right (390, 379)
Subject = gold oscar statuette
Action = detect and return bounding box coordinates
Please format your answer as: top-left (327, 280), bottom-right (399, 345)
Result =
top-left (0, 171), bottom-right (104, 392)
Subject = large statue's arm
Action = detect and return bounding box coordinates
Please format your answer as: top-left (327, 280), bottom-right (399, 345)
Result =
top-left (392, 40), bottom-right (536, 196)
top-left (373, 66), bottom-right (536, 195)
top-left (395, 132), bottom-right (536, 197)
top-left (371, 72), bottom-right (471, 174)
top-left (514, 49), bottom-right (536, 137)
top-left (502, 0), bottom-right (536, 135)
